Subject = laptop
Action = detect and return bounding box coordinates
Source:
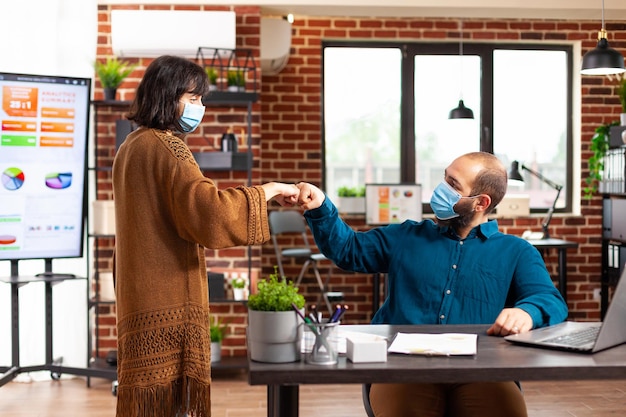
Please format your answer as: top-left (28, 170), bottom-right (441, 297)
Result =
top-left (496, 194), bottom-right (530, 218)
top-left (505, 268), bottom-right (626, 353)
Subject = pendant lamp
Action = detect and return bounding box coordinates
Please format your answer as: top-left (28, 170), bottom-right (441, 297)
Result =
top-left (449, 20), bottom-right (474, 119)
top-left (580, 0), bottom-right (625, 76)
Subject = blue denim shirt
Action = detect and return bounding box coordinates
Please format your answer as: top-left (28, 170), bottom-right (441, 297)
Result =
top-left (304, 197), bottom-right (568, 328)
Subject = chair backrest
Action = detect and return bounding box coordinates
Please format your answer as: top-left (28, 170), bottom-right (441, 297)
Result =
top-left (268, 210), bottom-right (313, 277)
top-left (269, 210), bottom-right (308, 235)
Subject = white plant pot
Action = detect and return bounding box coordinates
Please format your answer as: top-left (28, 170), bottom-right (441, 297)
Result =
top-left (248, 309), bottom-right (303, 363)
top-left (620, 113), bottom-right (626, 126)
top-left (336, 197), bottom-right (365, 214)
top-left (211, 341), bottom-right (222, 362)
top-left (233, 288), bottom-right (246, 301)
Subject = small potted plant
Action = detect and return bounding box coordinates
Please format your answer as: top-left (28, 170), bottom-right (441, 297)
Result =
top-left (608, 73), bottom-right (626, 125)
top-left (231, 275), bottom-right (247, 301)
top-left (205, 67), bottom-right (219, 91)
top-left (209, 316), bottom-right (229, 362)
top-left (583, 121), bottom-right (619, 199)
top-left (94, 56), bottom-right (137, 101)
top-left (227, 69), bottom-right (245, 92)
top-left (336, 185), bottom-right (366, 214)
top-left (247, 267), bottom-right (305, 363)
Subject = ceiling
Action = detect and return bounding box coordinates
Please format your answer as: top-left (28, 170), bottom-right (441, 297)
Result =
top-left (258, 0), bottom-right (626, 20)
top-left (100, 1), bottom-right (626, 20)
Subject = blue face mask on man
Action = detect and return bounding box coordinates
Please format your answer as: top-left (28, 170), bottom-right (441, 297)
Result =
top-left (178, 102), bottom-right (205, 133)
top-left (430, 181), bottom-right (479, 220)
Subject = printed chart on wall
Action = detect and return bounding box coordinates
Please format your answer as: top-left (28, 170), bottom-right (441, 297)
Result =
top-left (365, 183), bottom-right (422, 225)
top-left (0, 72), bottom-right (91, 260)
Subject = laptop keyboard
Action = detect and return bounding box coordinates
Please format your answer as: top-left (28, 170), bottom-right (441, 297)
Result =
top-left (543, 326), bottom-right (600, 347)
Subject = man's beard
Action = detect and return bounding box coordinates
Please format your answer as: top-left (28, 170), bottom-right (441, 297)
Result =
top-left (436, 199), bottom-right (476, 230)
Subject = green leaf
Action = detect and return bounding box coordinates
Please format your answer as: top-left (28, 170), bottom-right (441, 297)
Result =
top-left (247, 266), bottom-right (305, 311)
top-left (583, 121), bottom-right (619, 199)
top-left (94, 56), bottom-right (137, 89)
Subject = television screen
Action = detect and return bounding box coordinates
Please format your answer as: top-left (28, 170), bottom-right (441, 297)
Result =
top-left (0, 72), bottom-right (91, 261)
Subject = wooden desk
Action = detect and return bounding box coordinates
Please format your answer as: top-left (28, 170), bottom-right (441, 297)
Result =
top-left (371, 238), bottom-right (579, 315)
top-left (248, 324), bottom-right (626, 417)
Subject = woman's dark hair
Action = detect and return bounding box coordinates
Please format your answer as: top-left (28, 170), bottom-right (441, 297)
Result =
top-left (127, 55), bottom-right (210, 130)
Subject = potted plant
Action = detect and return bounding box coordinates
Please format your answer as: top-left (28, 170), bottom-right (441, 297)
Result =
top-left (231, 275), bottom-right (247, 301)
top-left (247, 267), bottom-right (305, 363)
top-left (94, 56), bottom-right (136, 101)
top-left (205, 67), bottom-right (219, 91)
top-left (336, 185), bottom-right (366, 214)
top-left (227, 69), bottom-right (245, 92)
top-left (209, 316), bottom-right (229, 362)
top-left (583, 121), bottom-right (619, 199)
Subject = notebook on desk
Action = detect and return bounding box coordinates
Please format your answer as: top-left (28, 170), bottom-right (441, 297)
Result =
top-left (505, 268), bottom-right (626, 353)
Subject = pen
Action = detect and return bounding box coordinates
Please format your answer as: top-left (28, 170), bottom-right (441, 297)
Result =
top-left (329, 304), bottom-right (342, 323)
top-left (334, 304), bottom-right (348, 323)
top-left (310, 304), bottom-right (321, 323)
top-left (292, 303), bottom-right (319, 335)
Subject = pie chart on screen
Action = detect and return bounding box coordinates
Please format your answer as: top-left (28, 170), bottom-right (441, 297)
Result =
top-left (45, 172), bottom-right (72, 189)
top-left (0, 235), bottom-right (17, 245)
top-left (2, 167), bottom-right (25, 190)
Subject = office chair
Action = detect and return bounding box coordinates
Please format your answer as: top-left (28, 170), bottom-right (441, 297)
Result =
top-left (269, 210), bottom-right (343, 313)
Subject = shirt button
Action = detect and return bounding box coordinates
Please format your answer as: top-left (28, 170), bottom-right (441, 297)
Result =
top-left (446, 290), bottom-right (451, 295)
top-left (452, 264), bottom-right (457, 269)
top-left (459, 241), bottom-right (464, 245)
top-left (440, 314), bottom-right (445, 320)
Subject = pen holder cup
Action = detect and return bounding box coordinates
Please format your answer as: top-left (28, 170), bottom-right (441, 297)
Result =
top-left (302, 321), bottom-right (340, 365)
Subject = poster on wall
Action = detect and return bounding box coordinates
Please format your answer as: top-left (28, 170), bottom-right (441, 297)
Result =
top-left (0, 72), bottom-right (91, 261)
top-left (365, 183), bottom-right (422, 225)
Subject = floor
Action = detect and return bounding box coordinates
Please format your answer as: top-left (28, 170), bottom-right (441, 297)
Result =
top-left (1, 372), bottom-right (625, 416)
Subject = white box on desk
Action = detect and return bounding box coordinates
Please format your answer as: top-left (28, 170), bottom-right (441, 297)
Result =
top-left (346, 333), bottom-right (388, 363)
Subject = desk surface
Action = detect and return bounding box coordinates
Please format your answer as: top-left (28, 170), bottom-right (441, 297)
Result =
top-left (526, 238), bottom-right (579, 249)
top-left (248, 324), bottom-right (626, 386)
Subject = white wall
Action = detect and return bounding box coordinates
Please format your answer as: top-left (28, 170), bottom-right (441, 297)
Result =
top-left (0, 0), bottom-right (97, 378)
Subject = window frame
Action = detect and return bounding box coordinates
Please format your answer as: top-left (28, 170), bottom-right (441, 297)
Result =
top-left (322, 40), bottom-right (575, 215)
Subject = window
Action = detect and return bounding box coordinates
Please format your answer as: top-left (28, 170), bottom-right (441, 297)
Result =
top-left (323, 41), bottom-right (573, 214)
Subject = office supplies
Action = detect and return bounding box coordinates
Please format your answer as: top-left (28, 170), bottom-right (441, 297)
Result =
top-left (388, 332), bottom-right (477, 356)
top-left (505, 268), bottom-right (626, 353)
top-left (345, 332), bottom-right (387, 363)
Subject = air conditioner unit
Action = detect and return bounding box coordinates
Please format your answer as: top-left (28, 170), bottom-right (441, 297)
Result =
top-left (111, 10), bottom-right (236, 58)
top-left (260, 17), bottom-right (292, 75)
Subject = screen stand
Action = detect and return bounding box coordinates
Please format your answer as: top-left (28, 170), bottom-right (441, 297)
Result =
top-left (34, 258), bottom-right (75, 279)
top-left (10, 260), bottom-right (19, 277)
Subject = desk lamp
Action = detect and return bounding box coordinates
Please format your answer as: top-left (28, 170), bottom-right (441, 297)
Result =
top-left (509, 161), bottom-right (562, 239)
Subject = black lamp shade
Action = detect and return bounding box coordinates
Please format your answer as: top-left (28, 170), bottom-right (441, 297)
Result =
top-left (508, 161), bottom-right (524, 182)
top-left (581, 38), bottom-right (626, 75)
top-left (448, 99), bottom-right (474, 119)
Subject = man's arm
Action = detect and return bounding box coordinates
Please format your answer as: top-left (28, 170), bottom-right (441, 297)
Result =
top-left (488, 241), bottom-right (568, 336)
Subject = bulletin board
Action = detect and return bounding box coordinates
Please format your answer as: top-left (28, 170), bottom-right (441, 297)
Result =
top-left (365, 183), bottom-right (422, 225)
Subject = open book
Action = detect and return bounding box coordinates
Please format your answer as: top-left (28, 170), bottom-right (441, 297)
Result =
top-left (388, 333), bottom-right (478, 356)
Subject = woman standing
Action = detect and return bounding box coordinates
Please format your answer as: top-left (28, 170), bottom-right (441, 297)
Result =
top-left (112, 55), bottom-right (298, 417)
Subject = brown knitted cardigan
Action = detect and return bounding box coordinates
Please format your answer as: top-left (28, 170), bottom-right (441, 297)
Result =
top-left (112, 128), bottom-right (269, 417)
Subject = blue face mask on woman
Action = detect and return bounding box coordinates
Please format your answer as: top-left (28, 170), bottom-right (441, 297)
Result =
top-left (178, 102), bottom-right (205, 133)
top-left (430, 181), bottom-right (479, 220)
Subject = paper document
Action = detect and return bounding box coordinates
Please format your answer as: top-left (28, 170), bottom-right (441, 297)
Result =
top-left (388, 333), bottom-right (478, 356)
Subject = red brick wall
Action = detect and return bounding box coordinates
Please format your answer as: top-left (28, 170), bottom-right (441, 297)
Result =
top-left (95, 5), bottom-right (626, 357)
